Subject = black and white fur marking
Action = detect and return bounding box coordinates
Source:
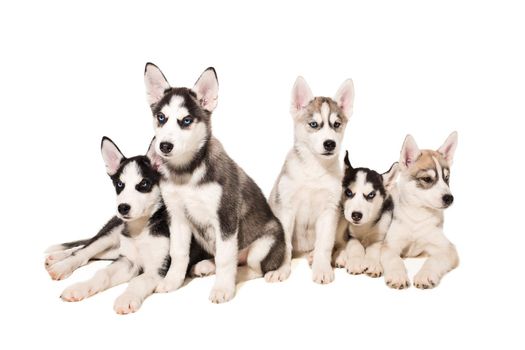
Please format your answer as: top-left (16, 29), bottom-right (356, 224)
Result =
top-left (45, 137), bottom-right (210, 314)
top-left (334, 151), bottom-right (398, 277)
top-left (144, 63), bottom-right (286, 303)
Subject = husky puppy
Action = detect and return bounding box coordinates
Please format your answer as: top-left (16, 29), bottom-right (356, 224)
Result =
top-left (267, 76), bottom-right (354, 283)
top-left (381, 132), bottom-right (459, 289)
top-left (46, 137), bottom-right (208, 314)
top-left (334, 151), bottom-right (398, 277)
top-left (143, 63), bottom-right (286, 303)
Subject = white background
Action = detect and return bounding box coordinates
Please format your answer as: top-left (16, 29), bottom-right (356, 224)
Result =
top-left (1, 1), bottom-right (523, 349)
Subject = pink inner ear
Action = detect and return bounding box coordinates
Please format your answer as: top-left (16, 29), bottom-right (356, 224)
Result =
top-left (339, 96), bottom-right (348, 111)
top-left (294, 91), bottom-right (309, 110)
top-left (403, 148), bottom-right (410, 165)
top-left (107, 153), bottom-right (121, 173)
top-left (441, 144), bottom-right (452, 158)
top-left (403, 148), bottom-right (416, 167)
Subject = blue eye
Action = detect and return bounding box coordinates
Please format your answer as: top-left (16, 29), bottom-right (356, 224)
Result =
top-left (309, 121), bottom-right (318, 128)
top-left (156, 113), bottom-right (166, 124)
top-left (366, 191), bottom-right (376, 200)
top-left (117, 181), bottom-right (124, 188)
top-left (345, 189), bottom-right (354, 198)
top-left (182, 116), bottom-right (193, 126)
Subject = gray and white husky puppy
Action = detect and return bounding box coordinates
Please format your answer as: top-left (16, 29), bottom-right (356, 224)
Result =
top-left (143, 63), bottom-right (286, 303)
top-left (267, 76), bottom-right (354, 284)
top-left (334, 151), bottom-right (398, 277)
top-left (45, 138), bottom-right (208, 314)
top-left (381, 132), bottom-right (459, 289)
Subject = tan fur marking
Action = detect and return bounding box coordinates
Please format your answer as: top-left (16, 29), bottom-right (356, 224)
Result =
top-left (410, 150), bottom-right (449, 176)
top-left (299, 97), bottom-right (347, 123)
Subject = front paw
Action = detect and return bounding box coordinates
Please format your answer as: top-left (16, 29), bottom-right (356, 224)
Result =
top-left (155, 278), bottom-right (182, 293)
top-left (114, 293), bottom-right (142, 315)
top-left (47, 259), bottom-right (76, 280)
top-left (190, 260), bottom-right (216, 277)
top-left (209, 286), bottom-right (235, 304)
top-left (334, 251), bottom-right (348, 268)
top-left (413, 269), bottom-right (440, 289)
top-left (363, 259), bottom-right (383, 278)
top-left (384, 270), bottom-right (410, 289)
top-left (345, 257), bottom-right (367, 275)
top-left (264, 263), bottom-right (291, 283)
top-left (312, 263), bottom-right (335, 284)
top-left (61, 282), bottom-right (94, 302)
top-left (45, 248), bottom-right (76, 267)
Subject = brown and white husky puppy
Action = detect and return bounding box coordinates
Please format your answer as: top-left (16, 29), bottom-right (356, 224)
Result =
top-left (381, 132), bottom-right (459, 289)
top-left (267, 76), bottom-right (354, 284)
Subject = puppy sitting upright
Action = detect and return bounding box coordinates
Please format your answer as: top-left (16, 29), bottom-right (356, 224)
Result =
top-left (144, 64), bottom-right (286, 303)
top-left (381, 132), bottom-right (459, 289)
top-left (335, 151), bottom-right (398, 277)
top-left (268, 76), bottom-right (354, 283)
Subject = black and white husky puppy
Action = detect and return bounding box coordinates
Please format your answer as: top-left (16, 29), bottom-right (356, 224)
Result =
top-left (45, 137), bottom-right (209, 314)
top-left (334, 151), bottom-right (398, 277)
top-left (143, 64), bottom-right (286, 303)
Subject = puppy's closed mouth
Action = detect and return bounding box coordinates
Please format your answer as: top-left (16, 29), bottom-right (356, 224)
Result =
top-left (322, 152), bottom-right (334, 156)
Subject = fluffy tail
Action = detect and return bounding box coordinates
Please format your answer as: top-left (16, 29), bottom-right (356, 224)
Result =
top-left (44, 239), bottom-right (90, 254)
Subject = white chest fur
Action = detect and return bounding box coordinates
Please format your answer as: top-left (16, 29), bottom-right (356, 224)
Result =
top-left (388, 190), bottom-right (446, 257)
top-left (279, 153), bottom-right (342, 253)
top-left (160, 165), bottom-right (223, 253)
top-left (120, 232), bottom-right (168, 274)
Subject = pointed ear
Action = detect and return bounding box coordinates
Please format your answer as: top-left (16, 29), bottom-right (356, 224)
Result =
top-left (146, 137), bottom-right (164, 171)
top-left (382, 162), bottom-right (399, 191)
top-left (290, 76), bottom-right (314, 116)
top-left (101, 137), bottom-right (125, 175)
top-left (144, 63), bottom-right (170, 106)
top-left (437, 131), bottom-right (458, 165)
top-left (192, 67), bottom-right (219, 112)
top-left (334, 79), bottom-right (354, 118)
top-left (400, 134), bottom-right (421, 168)
top-left (343, 150), bottom-right (353, 170)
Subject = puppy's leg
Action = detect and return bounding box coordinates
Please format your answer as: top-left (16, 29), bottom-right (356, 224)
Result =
top-left (114, 273), bottom-right (162, 315)
top-left (156, 220), bottom-right (192, 293)
top-left (45, 247), bottom-right (81, 267)
top-left (363, 242), bottom-right (383, 277)
top-left (311, 208), bottom-right (338, 284)
top-left (381, 241), bottom-right (410, 289)
top-left (413, 241), bottom-right (459, 289)
top-left (190, 259), bottom-right (216, 277)
top-left (61, 258), bottom-right (136, 302)
top-left (47, 229), bottom-right (120, 281)
top-left (338, 238), bottom-right (367, 275)
top-left (332, 218), bottom-right (349, 267)
top-left (209, 231), bottom-right (238, 303)
top-left (264, 209), bottom-right (294, 282)
top-left (92, 246), bottom-right (120, 260)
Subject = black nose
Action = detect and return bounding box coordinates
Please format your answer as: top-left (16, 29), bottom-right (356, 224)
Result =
top-left (159, 142), bottom-right (173, 154)
top-left (323, 140), bottom-right (336, 152)
top-left (118, 203), bottom-right (130, 215)
top-left (442, 194), bottom-right (454, 207)
top-left (351, 211), bottom-right (363, 222)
